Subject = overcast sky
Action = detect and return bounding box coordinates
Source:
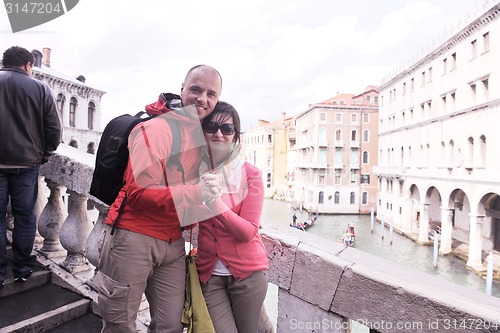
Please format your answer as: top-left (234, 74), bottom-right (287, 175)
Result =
top-left (1, 0), bottom-right (492, 130)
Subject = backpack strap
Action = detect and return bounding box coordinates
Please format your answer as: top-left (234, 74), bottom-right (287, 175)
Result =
top-left (163, 117), bottom-right (185, 185)
top-left (110, 113), bottom-right (185, 235)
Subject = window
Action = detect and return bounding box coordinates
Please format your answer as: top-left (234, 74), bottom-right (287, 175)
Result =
top-left (428, 67), bottom-right (432, 82)
top-left (319, 148), bottom-right (326, 163)
top-left (361, 192), bottom-right (368, 205)
top-left (470, 83), bottom-right (477, 104)
top-left (449, 92), bottom-right (455, 112)
top-left (317, 128), bottom-right (326, 144)
top-left (362, 151), bottom-right (369, 164)
top-left (466, 137), bottom-right (474, 168)
top-left (318, 191), bottom-right (324, 204)
top-left (87, 142), bottom-right (95, 154)
top-left (402, 82), bottom-right (406, 95)
top-left (56, 93), bottom-right (65, 124)
top-left (334, 191), bottom-right (340, 204)
top-left (410, 78), bottom-right (414, 91)
top-left (268, 134), bottom-right (272, 144)
top-left (266, 173), bottom-right (271, 188)
top-left (351, 113), bottom-right (358, 124)
top-left (335, 129), bottom-right (341, 141)
top-left (336, 113), bottom-right (342, 123)
top-left (335, 149), bottom-right (342, 164)
top-left (350, 192), bottom-right (355, 204)
top-left (421, 71), bottom-right (426, 86)
top-left (363, 113), bottom-right (369, 123)
top-left (483, 32), bottom-right (490, 52)
top-left (471, 39), bottom-right (477, 58)
top-left (350, 149), bottom-right (358, 165)
top-left (482, 78), bottom-right (489, 102)
top-left (320, 112), bottom-right (326, 122)
top-left (478, 135), bottom-right (486, 168)
top-left (319, 170), bottom-right (325, 185)
top-left (351, 130), bottom-right (357, 141)
top-left (362, 130), bottom-right (369, 142)
top-left (361, 174), bottom-right (370, 184)
top-left (88, 102), bottom-right (95, 130)
top-left (451, 52), bottom-right (457, 69)
top-left (335, 170), bottom-right (341, 184)
top-left (350, 170), bottom-right (357, 184)
top-left (442, 58), bottom-right (447, 74)
top-left (69, 97), bottom-right (77, 128)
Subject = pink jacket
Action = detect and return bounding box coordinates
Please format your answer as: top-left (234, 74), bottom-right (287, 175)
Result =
top-left (196, 162), bottom-right (269, 283)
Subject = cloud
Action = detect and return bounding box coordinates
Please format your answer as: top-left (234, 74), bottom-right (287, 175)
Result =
top-left (1, 0), bottom-right (484, 131)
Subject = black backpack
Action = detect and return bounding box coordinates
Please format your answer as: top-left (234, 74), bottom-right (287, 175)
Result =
top-left (89, 111), bottom-right (183, 206)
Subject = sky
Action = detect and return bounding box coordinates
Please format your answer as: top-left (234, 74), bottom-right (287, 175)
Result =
top-left (0, 0), bottom-right (493, 131)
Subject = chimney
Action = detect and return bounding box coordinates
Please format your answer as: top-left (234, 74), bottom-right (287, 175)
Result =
top-left (281, 112), bottom-right (286, 126)
top-left (76, 75), bottom-right (86, 83)
top-left (42, 47), bottom-right (51, 67)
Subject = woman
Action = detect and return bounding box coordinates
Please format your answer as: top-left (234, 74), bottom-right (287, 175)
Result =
top-left (196, 101), bottom-right (269, 333)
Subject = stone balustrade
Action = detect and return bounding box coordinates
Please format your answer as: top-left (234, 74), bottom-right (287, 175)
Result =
top-left (33, 144), bottom-right (500, 333)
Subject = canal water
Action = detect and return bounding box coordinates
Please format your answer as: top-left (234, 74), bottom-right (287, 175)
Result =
top-left (261, 198), bottom-right (500, 298)
top-left (261, 198), bottom-right (500, 331)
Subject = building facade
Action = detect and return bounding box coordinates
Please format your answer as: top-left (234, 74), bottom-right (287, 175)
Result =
top-left (242, 113), bottom-right (295, 199)
top-left (293, 88), bottom-right (379, 214)
top-left (31, 48), bottom-right (105, 154)
top-left (375, 3), bottom-right (500, 271)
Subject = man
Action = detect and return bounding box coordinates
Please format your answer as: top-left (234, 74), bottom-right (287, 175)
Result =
top-left (96, 65), bottom-right (223, 333)
top-left (0, 46), bottom-right (62, 287)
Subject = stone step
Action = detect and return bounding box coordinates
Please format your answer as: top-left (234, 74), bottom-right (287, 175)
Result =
top-left (0, 282), bottom-right (94, 332)
top-left (45, 312), bottom-right (102, 333)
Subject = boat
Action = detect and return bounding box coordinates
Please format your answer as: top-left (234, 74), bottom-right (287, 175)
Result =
top-left (341, 225), bottom-right (355, 246)
top-left (290, 216), bottom-right (317, 231)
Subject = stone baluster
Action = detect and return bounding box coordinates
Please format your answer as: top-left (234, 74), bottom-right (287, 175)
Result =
top-left (60, 190), bottom-right (93, 273)
top-left (85, 203), bottom-right (109, 268)
top-left (34, 176), bottom-right (48, 244)
top-left (38, 179), bottom-right (67, 257)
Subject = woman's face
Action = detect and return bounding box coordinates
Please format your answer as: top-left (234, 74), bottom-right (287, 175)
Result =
top-left (203, 114), bottom-right (236, 156)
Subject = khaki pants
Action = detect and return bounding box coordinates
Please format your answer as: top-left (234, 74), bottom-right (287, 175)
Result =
top-left (202, 270), bottom-right (268, 333)
top-left (97, 226), bottom-right (186, 333)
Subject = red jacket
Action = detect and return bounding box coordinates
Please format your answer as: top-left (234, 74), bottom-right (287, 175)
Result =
top-left (196, 161), bottom-right (270, 282)
top-left (105, 94), bottom-right (212, 241)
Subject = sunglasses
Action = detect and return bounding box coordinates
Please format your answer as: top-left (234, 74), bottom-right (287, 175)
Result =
top-left (203, 122), bottom-right (235, 135)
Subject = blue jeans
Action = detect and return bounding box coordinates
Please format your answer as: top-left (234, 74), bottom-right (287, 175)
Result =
top-left (0, 166), bottom-right (39, 280)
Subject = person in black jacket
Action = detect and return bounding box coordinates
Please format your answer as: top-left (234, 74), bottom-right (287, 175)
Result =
top-left (0, 46), bottom-right (61, 286)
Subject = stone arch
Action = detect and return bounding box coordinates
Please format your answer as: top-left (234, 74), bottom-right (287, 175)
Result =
top-left (448, 189), bottom-right (471, 245)
top-left (478, 192), bottom-right (500, 252)
top-left (409, 184), bottom-right (421, 235)
top-left (425, 187), bottom-right (442, 233)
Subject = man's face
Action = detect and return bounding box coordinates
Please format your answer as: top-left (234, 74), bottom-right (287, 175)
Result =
top-left (180, 67), bottom-right (222, 120)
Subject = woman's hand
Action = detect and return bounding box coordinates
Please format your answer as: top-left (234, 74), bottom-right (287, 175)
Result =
top-left (199, 172), bottom-right (223, 203)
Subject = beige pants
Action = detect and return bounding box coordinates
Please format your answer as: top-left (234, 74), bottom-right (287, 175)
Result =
top-left (97, 226), bottom-right (186, 333)
top-left (201, 270), bottom-right (268, 333)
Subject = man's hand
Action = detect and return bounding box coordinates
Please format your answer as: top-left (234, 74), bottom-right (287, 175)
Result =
top-left (199, 172), bottom-right (223, 203)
